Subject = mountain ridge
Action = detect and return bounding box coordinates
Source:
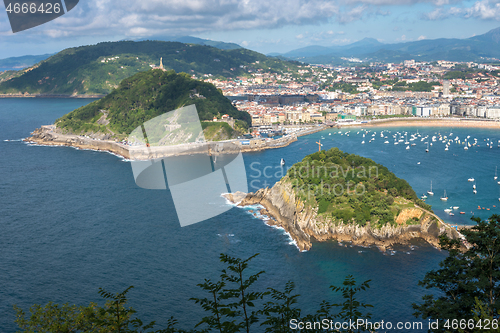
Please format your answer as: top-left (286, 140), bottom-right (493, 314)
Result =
top-left (274, 26), bottom-right (500, 64)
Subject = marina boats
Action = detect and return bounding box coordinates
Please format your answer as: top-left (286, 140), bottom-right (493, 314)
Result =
top-left (427, 181), bottom-right (434, 196)
top-left (441, 190), bottom-right (448, 201)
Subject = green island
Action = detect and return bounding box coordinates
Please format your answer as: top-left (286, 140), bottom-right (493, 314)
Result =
top-left (0, 40), bottom-right (302, 95)
top-left (227, 147), bottom-right (456, 252)
top-left (55, 69), bottom-right (251, 141)
top-left (286, 147), bottom-right (432, 227)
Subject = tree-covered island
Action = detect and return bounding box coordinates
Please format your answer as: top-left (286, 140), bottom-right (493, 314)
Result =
top-left (226, 147), bottom-right (462, 251)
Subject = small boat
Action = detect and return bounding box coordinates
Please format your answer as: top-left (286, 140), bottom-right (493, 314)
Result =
top-left (384, 140), bottom-right (389, 144)
top-left (361, 141), bottom-right (365, 144)
top-left (444, 208), bottom-right (452, 213)
top-left (406, 146), bottom-right (410, 150)
top-left (449, 213), bottom-right (455, 216)
top-left (473, 189), bottom-right (477, 194)
top-left (280, 158), bottom-right (285, 166)
top-left (460, 212), bottom-right (466, 214)
top-left (468, 178), bottom-right (475, 182)
top-left (464, 146), bottom-right (468, 150)
top-left (495, 166), bottom-right (498, 181)
top-left (441, 190), bottom-right (448, 201)
top-left (473, 183), bottom-right (476, 190)
top-left (421, 194), bottom-right (427, 199)
top-left (427, 181), bottom-right (434, 196)
top-left (453, 206), bottom-right (459, 210)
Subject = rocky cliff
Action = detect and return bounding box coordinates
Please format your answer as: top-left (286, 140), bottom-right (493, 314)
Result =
top-left (225, 178), bottom-right (462, 251)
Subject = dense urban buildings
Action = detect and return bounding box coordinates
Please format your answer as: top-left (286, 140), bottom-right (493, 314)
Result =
top-left (196, 60), bottom-right (500, 126)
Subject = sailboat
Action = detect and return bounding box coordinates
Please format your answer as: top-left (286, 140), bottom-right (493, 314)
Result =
top-left (280, 158), bottom-right (285, 166)
top-left (441, 190), bottom-right (448, 201)
top-left (426, 142), bottom-right (429, 153)
top-left (495, 166), bottom-right (498, 181)
top-left (427, 181), bottom-right (434, 196)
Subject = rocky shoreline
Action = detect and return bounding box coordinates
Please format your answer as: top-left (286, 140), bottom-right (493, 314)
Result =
top-left (224, 179), bottom-right (463, 252)
top-left (24, 125), bottom-right (328, 159)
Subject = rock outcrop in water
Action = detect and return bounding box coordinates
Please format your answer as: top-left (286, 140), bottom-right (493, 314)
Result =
top-left (225, 178), bottom-right (462, 252)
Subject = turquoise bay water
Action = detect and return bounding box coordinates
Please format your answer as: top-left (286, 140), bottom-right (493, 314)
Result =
top-left (2, 98), bottom-right (499, 331)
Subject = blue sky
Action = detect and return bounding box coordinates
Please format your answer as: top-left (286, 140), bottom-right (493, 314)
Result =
top-left (1, 0), bottom-right (500, 58)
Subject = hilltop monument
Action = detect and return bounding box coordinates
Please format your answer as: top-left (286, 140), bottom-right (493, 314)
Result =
top-left (159, 57), bottom-right (164, 70)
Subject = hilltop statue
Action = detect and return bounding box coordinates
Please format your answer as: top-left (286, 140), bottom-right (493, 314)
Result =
top-left (159, 57), bottom-right (163, 70)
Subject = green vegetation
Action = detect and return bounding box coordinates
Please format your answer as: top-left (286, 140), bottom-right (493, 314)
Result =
top-left (56, 69), bottom-right (250, 138)
top-left (371, 78), bottom-right (398, 90)
top-left (328, 82), bottom-right (358, 94)
top-left (286, 148), bottom-right (431, 227)
top-left (413, 214), bottom-right (500, 332)
top-left (391, 81), bottom-right (440, 92)
top-left (15, 253), bottom-right (373, 333)
top-left (0, 41), bottom-right (302, 95)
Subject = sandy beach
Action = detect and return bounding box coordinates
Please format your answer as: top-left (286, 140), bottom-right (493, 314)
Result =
top-left (363, 117), bottom-right (500, 129)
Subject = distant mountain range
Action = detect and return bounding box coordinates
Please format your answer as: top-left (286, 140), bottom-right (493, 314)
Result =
top-left (272, 27), bottom-right (500, 64)
top-left (0, 53), bottom-right (54, 71)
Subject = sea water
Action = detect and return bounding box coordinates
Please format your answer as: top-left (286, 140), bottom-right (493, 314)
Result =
top-left (3, 98), bottom-right (499, 331)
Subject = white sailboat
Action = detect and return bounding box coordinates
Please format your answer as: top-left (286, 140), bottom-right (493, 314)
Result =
top-left (280, 158), bottom-right (285, 166)
top-left (441, 190), bottom-right (448, 201)
top-left (426, 142), bottom-right (429, 153)
top-left (427, 181), bottom-right (434, 196)
top-left (495, 166), bottom-right (498, 181)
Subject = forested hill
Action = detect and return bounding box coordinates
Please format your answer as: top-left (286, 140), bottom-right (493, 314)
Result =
top-left (0, 40), bottom-right (301, 95)
top-left (56, 69), bottom-right (251, 138)
top-left (286, 148), bottom-right (431, 227)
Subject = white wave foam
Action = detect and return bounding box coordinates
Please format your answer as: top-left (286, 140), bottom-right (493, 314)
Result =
top-left (228, 201), bottom-right (302, 251)
top-left (4, 139), bottom-right (23, 142)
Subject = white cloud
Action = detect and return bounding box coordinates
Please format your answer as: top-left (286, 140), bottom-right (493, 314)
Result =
top-left (424, 0), bottom-right (500, 20)
top-left (417, 35), bottom-right (426, 40)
